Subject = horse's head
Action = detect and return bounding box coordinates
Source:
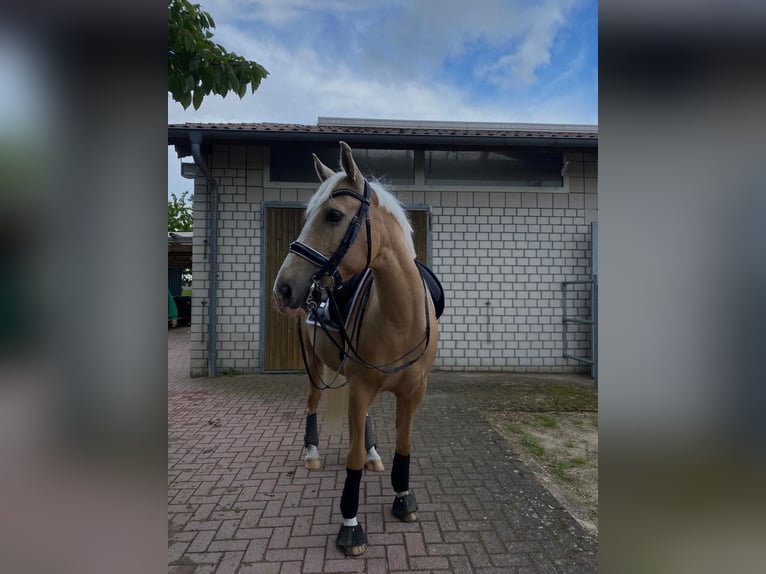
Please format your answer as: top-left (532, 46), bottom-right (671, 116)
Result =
top-left (273, 141), bottom-right (375, 316)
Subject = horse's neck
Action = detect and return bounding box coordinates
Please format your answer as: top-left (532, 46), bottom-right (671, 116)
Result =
top-left (369, 219), bottom-right (423, 326)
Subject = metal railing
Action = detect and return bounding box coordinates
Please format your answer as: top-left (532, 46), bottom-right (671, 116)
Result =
top-left (561, 221), bottom-right (598, 385)
top-left (561, 277), bottom-right (598, 385)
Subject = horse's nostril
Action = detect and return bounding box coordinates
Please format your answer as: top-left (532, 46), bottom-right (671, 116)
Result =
top-left (278, 282), bottom-right (292, 301)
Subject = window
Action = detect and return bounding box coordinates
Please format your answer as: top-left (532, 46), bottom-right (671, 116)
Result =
top-left (269, 143), bottom-right (414, 185)
top-left (425, 149), bottom-right (563, 187)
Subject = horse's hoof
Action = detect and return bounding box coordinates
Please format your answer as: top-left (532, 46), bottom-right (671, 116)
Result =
top-left (392, 491), bottom-right (418, 522)
top-left (336, 523), bottom-right (367, 557)
top-left (305, 457), bottom-right (321, 470)
top-left (343, 544), bottom-right (366, 557)
top-left (365, 458), bottom-right (385, 472)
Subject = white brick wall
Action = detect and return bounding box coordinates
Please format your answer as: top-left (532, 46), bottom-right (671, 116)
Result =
top-left (425, 199), bottom-right (593, 372)
top-left (189, 146), bottom-right (597, 376)
top-left (189, 144), bottom-right (267, 376)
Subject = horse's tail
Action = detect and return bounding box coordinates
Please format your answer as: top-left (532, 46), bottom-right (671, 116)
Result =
top-left (321, 365), bottom-right (349, 437)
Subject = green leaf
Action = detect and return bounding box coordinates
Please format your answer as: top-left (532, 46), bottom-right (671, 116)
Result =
top-left (168, 0), bottom-right (267, 108)
top-left (192, 88), bottom-right (203, 110)
top-left (226, 67), bottom-right (239, 90)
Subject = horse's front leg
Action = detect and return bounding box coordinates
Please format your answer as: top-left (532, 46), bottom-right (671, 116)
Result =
top-left (391, 381), bottom-right (426, 523)
top-left (336, 385), bottom-right (373, 557)
top-left (304, 380), bottom-right (322, 470)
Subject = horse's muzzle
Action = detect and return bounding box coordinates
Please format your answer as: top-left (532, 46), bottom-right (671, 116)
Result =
top-left (273, 281), bottom-right (308, 317)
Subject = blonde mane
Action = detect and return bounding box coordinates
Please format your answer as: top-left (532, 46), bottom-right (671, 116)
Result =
top-left (306, 172), bottom-right (416, 259)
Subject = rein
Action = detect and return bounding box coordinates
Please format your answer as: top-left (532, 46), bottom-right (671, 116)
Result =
top-left (291, 179), bottom-right (432, 389)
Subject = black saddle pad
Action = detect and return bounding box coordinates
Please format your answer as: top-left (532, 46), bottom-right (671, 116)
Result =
top-left (415, 260), bottom-right (445, 319)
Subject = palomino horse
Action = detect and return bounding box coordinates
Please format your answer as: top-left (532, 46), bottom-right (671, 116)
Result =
top-left (273, 142), bottom-right (440, 556)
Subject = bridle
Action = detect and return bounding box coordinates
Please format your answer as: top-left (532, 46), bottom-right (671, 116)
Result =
top-left (288, 179), bottom-right (372, 305)
top-left (288, 178), bottom-right (432, 388)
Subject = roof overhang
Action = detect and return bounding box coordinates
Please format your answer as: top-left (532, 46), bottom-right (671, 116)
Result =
top-left (168, 119), bottom-right (598, 157)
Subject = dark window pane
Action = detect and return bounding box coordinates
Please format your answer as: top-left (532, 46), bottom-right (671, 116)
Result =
top-left (270, 143), bottom-right (414, 185)
top-left (425, 149), bottom-right (563, 187)
top-left (269, 143), bottom-right (336, 183)
top-left (351, 149), bottom-right (414, 185)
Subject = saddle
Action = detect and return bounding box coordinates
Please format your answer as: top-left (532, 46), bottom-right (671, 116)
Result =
top-left (306, 261), bottom-right (445, 331)
top-left (415, 260), bottom-right (445, 319)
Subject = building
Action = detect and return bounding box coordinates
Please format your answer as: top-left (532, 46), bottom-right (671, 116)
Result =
top-left (167, 118), bottom-right (598, 378)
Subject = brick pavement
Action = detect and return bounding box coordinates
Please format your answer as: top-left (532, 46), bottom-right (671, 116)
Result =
top-left (169, 329), bottom-right (598, 573)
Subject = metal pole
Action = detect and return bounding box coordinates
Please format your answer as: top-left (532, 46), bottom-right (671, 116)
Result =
top-left (190, 132), bottom-right (219, 378)
top-left (590, 221), bottom-right (598, 386)
top-left (562, 282), bottom-right (568, 358)
top-left (593, 274), bottom-right (598, 387)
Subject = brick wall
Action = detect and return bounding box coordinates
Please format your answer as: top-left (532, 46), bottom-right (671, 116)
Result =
top-left (189, 146), bottom-right (596, 376)
top-left (189, 145), bottom-right (267, 376)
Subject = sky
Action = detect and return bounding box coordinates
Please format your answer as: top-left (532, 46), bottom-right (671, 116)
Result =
top-left (168, 0), bottom-right (598, 198)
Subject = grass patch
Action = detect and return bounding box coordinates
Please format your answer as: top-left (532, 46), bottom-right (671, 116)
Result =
top-left (223, 367), bottom-right (239, 377)
top-left (507, 425), bottom-right (524, 435)
top-left (552, 461), bottom-right (569, 481)
top-left (539, 415), bottom-right (557, 428)
top-left (520, 434), bottom-right (545, 456)
top-left (551, 457), bottom-right (588, 481)
top-left (564, 439), bottom-right (576, 449)
top-left (549, 385), bottom-right (598, 412)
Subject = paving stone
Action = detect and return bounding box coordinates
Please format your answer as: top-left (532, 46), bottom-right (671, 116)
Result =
top-left (387, 544), bottom-right (408, 571)
top-left (168, 331), bottom-right (598, 573)
top-left (410, 555), bottom-right (451, 570)
top-left (301, 546), bottom-right (325, 573)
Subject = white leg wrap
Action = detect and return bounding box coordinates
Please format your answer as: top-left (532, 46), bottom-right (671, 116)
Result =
top-left (365, 445), bottom-right (382, 463)
top-left (396, 490), bottom-right (410, 497)
top-left (305, 444), bottom-right (319, 460)
top-left (343, 516), bottom-right (358, 527)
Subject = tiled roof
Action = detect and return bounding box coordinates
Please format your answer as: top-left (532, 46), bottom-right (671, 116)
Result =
top-left (168, 121), bottom-right (597, 140)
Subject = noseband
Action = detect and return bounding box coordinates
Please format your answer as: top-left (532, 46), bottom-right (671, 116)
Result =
top-left (288, 179), bottom-right (372, 302)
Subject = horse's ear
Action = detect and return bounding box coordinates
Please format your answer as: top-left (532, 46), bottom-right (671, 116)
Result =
top-left (313, 154), bottom-right (335, 182)
top-left (339, 141), bottom-right (361, 186)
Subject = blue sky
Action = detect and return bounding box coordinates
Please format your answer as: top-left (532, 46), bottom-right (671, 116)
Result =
top-left (168, 0), bottom-right (598, 198)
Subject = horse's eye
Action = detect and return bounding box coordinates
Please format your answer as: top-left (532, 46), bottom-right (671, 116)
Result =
top-left (325, 209), bottom-right (344, 223)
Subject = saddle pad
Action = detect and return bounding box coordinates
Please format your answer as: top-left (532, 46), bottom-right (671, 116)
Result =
top-left (415, 260), bottom-right (445, 319)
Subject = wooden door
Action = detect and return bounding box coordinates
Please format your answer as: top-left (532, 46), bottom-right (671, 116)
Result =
top-left (263, 207), bottom-right (305, 371)
top-left (263, 206), bottom-right (430, 371)
top-left (409, 209), bottom-right (430, 265)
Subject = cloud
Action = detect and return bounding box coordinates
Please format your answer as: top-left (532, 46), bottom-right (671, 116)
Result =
top-left (201, 0), bottom-right (584, 90)
top-left (205, 0), bottom-right (370, 26)
top-left (168, 19), bottom-right (596, 128)
top-left (167, 27), bottom-right (539, 126)
top-left (475, 0), bottom-right (578, 88)
top-left (170, 0), bottom-right (592, 122)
